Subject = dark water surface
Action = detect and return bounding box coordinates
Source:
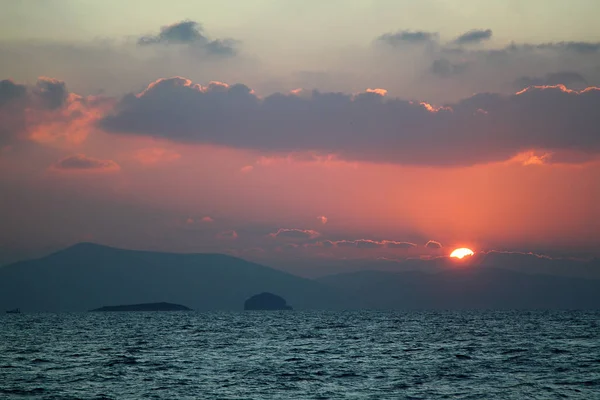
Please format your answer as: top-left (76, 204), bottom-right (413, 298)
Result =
top-left (1, 311), bottom-right (599, 399)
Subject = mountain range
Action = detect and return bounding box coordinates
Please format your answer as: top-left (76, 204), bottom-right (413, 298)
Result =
top-left (0, 243), bottom-right (598, 311)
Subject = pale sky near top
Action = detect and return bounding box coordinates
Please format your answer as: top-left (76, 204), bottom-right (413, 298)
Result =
top-left (3, 0), bottom-right (600, 46)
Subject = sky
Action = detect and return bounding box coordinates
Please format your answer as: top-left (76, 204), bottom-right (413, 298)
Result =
top-left (1, 0), bottom-right (600, 266)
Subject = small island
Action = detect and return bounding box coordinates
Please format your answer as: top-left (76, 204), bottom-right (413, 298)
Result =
top-left (90, 302), bottom-right (191, 312)
top-left (244, 292), bottom-right (293, 310)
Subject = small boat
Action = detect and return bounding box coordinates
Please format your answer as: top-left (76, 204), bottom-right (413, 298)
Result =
top-left (6, 308), bottom-right (21, 314)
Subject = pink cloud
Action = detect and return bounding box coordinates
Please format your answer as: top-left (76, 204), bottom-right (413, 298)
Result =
top-left (133, 148), bottom-right (181, 164)
top-left (269, 228), bottom-right (321, 240)
top-left (183, 216), bottom-right (214, 226)
top-left (331, 239), bottom-right (384, 249)
top-left (0, 77), bottom-right (113, 148)
top-left (255, 153), bottom-right (356, 169)
top-left (217, 230), bottom-right (238, 240)
top-left (425, 240), bottom-right (443, 249)
top-left (383, 241), bottom-right (418, 249)
top-left (366, 88), bottom-right (388, 96)
top-left (312, 239), bottom-right (417, 250)
top-left (317, 215), bottom-right (328, 224)
top-left (50, 154), bottom-right (120, 173)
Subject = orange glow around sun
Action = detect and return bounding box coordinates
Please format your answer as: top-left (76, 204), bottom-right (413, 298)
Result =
top-left (450, 248), bottom-right (475, 259)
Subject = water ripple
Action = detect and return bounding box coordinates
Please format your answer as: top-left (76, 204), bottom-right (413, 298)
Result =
top-left (0, 310), bottom-right (599, 399)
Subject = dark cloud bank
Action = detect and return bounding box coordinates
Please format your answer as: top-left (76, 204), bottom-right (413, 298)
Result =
top-left (99, 77), bottom-right (600, 166)
top-left (2, 75), bottom-right (600, 167)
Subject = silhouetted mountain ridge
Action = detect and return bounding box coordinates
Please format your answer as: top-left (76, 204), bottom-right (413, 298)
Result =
top-left (271, 253), bottom-right (600, 279)
top-left (318, 267), bottom-right (600, 309)
top-left (1, 243), bottom-right (599, 311)
top-left (0, 243), bottom-right (348, 312)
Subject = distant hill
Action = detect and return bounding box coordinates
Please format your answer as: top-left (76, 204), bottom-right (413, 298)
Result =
top-left (0, 243), bottom-right (348, 312)
top-left (244, 292), bottom-right (292, 310)
top-left (90, 302), bottom-right (191, 312)
top-left (318, 268), bottom-right (600, 309)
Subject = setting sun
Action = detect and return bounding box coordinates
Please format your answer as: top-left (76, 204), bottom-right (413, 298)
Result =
top-left (450, 248), bottom-right (475, 259)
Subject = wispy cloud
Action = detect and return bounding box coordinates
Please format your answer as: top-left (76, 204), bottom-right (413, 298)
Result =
top-left (51, 154), bottom-right (120, 172)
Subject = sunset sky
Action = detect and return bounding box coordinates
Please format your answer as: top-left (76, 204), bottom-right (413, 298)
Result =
top-left (1, 0), bottom-right (599, 266)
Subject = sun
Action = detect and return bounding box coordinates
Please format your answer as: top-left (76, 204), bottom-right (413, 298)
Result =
top-left (450, 248), bottom-right (474, 259)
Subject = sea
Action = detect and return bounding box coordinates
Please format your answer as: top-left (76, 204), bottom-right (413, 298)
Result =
top-left (1, 311), bottom-right (599, 399)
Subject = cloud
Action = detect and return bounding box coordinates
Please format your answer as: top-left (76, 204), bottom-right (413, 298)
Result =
top-left (377, 30), bottom-right (438, 46)
top-left (365, 88), bottom-right (388, 96)
top-left (425, 240), bottom-right (442, 249)
top-left (137, 20), bottom-right (237, 56)
top-left (240, 165), bottom-right (254, 173)
top-left (317, 215), bottom-right (328, 224)
top-left (34, 77), bottom-right (68, 110)
top-left (383, 241), bottom-right (418, 249)
top-left (0, 80), bottom-right (27, 144)
top-left (51, 154), bottom-right (120, 172)
top-left (454, 29), bottom-right (493, 45)
top-left (186, 216), bottom-right (214, 224)
top-left (133, 148), bottom-right (181, 164)
top-left (316, 239), bottom-right (416, 250)
top-left (461, 41), bottom-right (600, 59)
top-left (510, 150), bottom-right (553, 166)
top-left (217, 230), bottom-right (238, 240)
top-left (255, 153), bottom-right (353, 168)
top-left (533, 41), bottom-right (600, 54)
top-left (204, 39), bottom-right (238, 57)
top-left (269, 228), bottom-right (321, 240)
top-left (431, 58), bottom-right (468, 77)
top-left (99, 77), bottom-right (600, 166)
top-left (354, 239), bottom-right (385, 249)
top-left (0, 78), bottom-right (111, 146)
top-left (138, 20), bottom-right (205, 45)
top-left (514, 71), bottom-right (587, 89)
top-left (0, 79), bottom-right (27, 106)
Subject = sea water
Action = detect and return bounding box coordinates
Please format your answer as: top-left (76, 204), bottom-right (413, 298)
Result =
top-left (1, 311), bottom-right (599, 399)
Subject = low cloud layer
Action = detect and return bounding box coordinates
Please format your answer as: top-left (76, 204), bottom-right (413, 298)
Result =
top-left (99, 77), bottom-right (600, 166)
